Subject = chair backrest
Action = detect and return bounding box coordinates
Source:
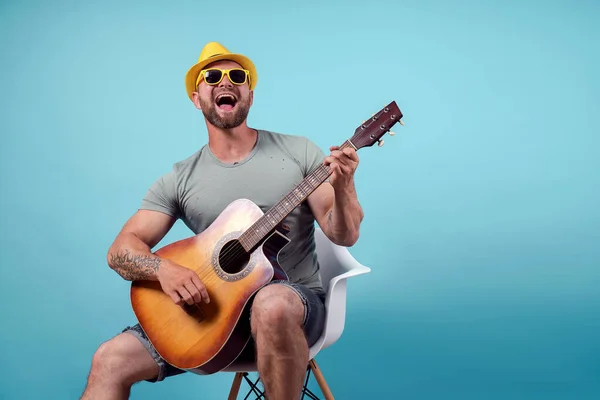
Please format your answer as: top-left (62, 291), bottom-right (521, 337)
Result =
top-left (308, 227), bottom-right (370, 357)
top-left (313, 227), bottom-right (368, 292)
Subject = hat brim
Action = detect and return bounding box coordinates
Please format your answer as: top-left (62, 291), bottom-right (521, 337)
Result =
top-left (185, 53), bottom-right (257, 101)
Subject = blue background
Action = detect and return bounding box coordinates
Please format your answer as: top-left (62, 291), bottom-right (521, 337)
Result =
top-left (1, 0), bottom-right (598, 398)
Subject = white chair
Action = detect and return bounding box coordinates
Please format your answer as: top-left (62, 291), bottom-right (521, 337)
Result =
top-left (224, 227), bottom-right (371, 399)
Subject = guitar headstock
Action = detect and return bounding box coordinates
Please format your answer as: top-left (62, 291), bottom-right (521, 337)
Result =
top-left (349, 101), bottom-right (404, 150)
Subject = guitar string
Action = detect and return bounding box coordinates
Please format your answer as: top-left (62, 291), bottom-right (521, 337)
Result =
top-left (170, 140), bottom-right (355, 294)
top-left (190, 163), bottom-right (333, 287)
top-left (207, 141), bottom-right (349, 272)
top-left (176, 177), bottom-right (327, 291)
top-left (183, 140), bottom-right (358, 289)
top-left (180, 162), bottom-right (332, 290)
top-left (214, 125), bottom-right (394, 275)
top-left (188, 109), bottom-right (396, 284)
top-left (237, 137), bottom-right (361, 250)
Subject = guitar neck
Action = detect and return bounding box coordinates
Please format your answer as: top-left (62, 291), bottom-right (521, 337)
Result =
top-left (237, 99), bottom-right (404, 251)
top-left (238, 140), bottom-right (356, 251)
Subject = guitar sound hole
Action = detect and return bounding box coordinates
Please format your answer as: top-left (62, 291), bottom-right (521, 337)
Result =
top-left (219, 239), bottom-right (250, 274)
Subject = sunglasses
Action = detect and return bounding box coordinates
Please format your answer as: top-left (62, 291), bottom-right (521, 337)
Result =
top-left (196, 68), bottom-right (250, 87)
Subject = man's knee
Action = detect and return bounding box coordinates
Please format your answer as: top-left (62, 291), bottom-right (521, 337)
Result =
top-left (251, 284), bottom-right (304, 336)
top-left (90, 333), bottom-right (157, 385)
top-left (91, 336), bottom-right (129, 378)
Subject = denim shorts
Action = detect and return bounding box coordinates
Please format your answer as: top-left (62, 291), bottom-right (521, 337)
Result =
top-left (122, 280), bottom-right (326, 382)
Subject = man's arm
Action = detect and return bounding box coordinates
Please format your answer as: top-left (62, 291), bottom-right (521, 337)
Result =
top-left (307, 146), bottom-right (364, 247)
top-left (107, 209), bottom-right (176, 281)
top-left (107, 209), bottom-right (210, 305)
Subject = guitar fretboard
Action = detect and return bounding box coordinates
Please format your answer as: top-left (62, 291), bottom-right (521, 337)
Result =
top-left (239, 140), bottom-right (355, 251)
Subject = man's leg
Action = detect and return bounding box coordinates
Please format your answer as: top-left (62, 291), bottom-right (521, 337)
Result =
top-left (81, 324), bottom-right (186, 400)
top-left (250, 282), bottom-right (326, 400)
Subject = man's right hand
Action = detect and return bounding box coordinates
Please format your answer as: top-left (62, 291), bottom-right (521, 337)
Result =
top-left (156, 261), bottom-right (210, 306)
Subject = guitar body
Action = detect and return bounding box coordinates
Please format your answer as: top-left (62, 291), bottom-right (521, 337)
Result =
top-left (130, 198), bottom-right (290, 375)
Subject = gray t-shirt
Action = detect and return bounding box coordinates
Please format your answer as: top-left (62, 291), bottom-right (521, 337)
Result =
top-left (140, 129), bottom-right (327, 295)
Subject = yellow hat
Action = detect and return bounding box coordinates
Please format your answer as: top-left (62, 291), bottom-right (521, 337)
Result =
top-left (185, 41), bottom-right (257, 102)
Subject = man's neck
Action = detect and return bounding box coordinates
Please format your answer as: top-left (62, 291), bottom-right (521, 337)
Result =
top-left (206, 123), bottom-right (258, 164)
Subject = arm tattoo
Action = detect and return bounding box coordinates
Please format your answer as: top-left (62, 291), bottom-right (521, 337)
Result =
top-left (109, 249), bottom-right (161, 280)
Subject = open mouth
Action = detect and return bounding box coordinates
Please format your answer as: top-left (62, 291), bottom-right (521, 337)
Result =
top-left (215, 93), bottom-right (238, 111)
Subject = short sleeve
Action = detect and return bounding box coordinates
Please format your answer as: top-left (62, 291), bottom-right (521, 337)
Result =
top-left (139, 168), bottom-right (181, 218)
top-left (304, 137), bottom-right (327, 176)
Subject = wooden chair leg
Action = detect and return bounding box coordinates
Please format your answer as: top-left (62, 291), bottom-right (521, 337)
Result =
top-left (309, 359), bottom-right (334, 400)
top-left (228, 372), bottom-right (244, 400)
top-left (232, 360), bottom-right (333, 400)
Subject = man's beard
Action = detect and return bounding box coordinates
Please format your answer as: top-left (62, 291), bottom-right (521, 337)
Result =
top-left (199, 93), bottom-right (251, 130)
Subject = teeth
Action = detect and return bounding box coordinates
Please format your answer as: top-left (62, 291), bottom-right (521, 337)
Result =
top-left (216, 93), bottom-right (237, 102)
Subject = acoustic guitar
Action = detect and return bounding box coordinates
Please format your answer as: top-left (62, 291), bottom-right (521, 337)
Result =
top-left (130, 101), bottom-right (404, 374)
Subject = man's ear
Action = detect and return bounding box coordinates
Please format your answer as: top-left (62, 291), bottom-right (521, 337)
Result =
top-left (249, 90), bottom-right (254, 107)
top-left (192, 91), bottom-right (202, 110)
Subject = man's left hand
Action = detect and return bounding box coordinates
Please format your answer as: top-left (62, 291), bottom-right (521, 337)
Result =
top-left (324, 145), bottom-right (359, 192)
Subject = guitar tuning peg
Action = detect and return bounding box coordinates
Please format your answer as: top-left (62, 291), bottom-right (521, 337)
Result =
top-left (389, 131), bottom-right (396, 136)
top-left (378, 139), bottom-right (384, 147)
top-left (399, 119), bottom-right (405, 126)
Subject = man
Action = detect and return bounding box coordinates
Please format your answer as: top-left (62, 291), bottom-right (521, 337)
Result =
top-left (81, 42), bottom-right (364, 400)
